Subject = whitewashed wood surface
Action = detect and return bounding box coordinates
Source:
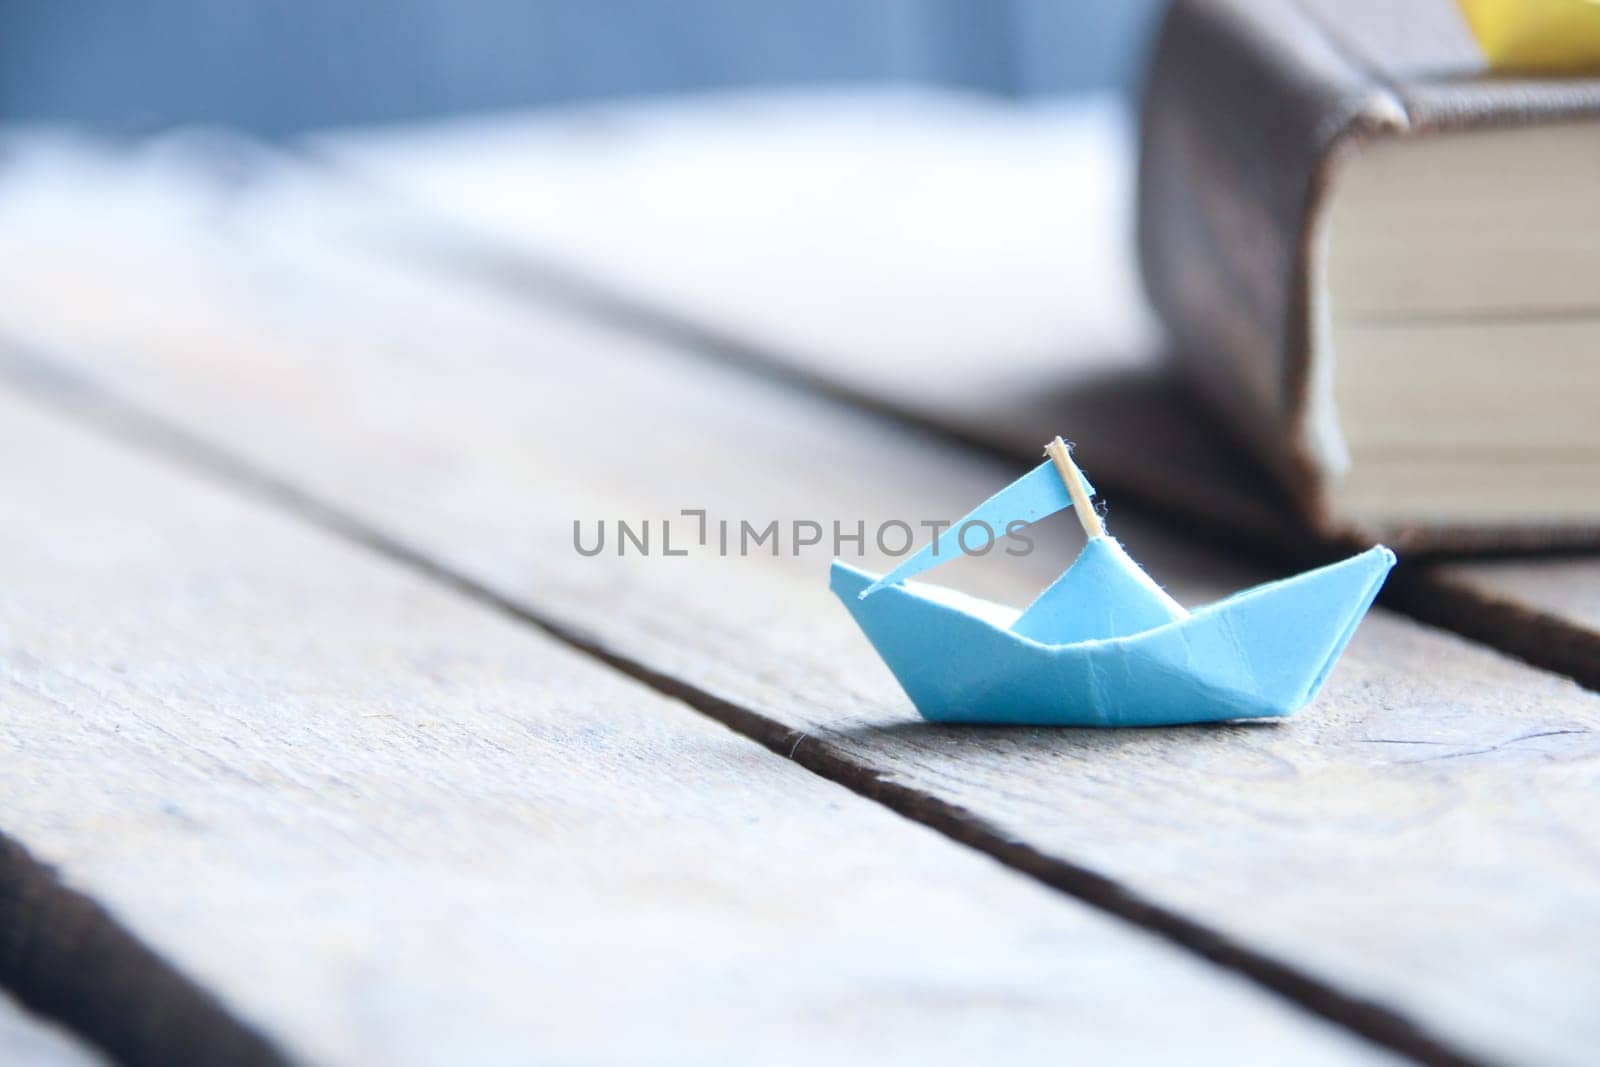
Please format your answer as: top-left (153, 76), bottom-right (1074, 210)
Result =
top-left (306, 89), bottom-right (1600, 689)
top-left (0, 142), bottom-right (1595, 1065)
top-left (0, 384), bottom-right (1404, 1066)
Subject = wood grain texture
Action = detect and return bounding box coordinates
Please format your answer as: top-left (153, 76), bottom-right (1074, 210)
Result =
top-left (0, 140), bottom-right (1594, 1065)
top-left (0, 350), bottom-right (1395, 1062)
top-left (307, 91), bottom-right (1600, 689)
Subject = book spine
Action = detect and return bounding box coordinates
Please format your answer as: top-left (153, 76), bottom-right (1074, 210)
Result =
top-left (1135, 0), bottom-right (1405, 528)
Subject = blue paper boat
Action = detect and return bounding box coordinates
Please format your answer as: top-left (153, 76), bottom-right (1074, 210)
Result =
top-left (831, 441), bottom-right (1395, 726)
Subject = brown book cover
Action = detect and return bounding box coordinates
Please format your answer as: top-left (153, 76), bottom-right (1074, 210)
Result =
top-left (1137, 0), bottom-right (1600, 550)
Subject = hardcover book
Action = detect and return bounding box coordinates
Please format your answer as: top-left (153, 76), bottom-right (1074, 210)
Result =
top-left (1138, 0), bottom-right (1600, 546)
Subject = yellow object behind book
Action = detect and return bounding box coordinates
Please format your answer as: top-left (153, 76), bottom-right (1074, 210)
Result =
top-left (1458, 0), bottom-right (1600, 71)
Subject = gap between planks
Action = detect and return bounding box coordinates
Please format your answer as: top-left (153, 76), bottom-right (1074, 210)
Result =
top-left (284, 113), bottom-right (1600, 695)
top-left (0, 831), bottom-right (285, 1066)
top-left (3, 369), bottom-right (1406, 1067)
top-left (0, 342), bottom-right (1492, 1067)
top-left (383, 228), bottom-right (1600, 695)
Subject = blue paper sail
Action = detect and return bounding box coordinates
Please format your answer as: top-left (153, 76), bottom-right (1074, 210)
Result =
top-left (860, 460), bottom-right (1094, 598)
top-left (1011, 537), bottom-right (1186, 644)
top-left (833, 452), bottom-right (1395, 726)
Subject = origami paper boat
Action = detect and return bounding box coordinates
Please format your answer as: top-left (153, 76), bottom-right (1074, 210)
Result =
top-left (831, 440), bottom-right (1394, 726)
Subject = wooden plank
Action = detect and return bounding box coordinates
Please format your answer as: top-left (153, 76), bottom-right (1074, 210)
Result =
top-left (4, 140), bottom-right (1600, 1065)
top-left (1384, 560), bottom-right (1600, 694)
top-left (0, 347), bottom-right (1393, 1062)
top-left (1423, 559), bottom-right (1600, 638)
top-left (307, 90), bottom-right (1600, 690)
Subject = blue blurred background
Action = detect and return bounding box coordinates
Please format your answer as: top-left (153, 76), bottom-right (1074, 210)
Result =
top-left (0, 0), bottom-right (1165, 135)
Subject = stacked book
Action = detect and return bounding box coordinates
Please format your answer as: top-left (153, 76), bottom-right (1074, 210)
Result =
top-left (1139, 0), bottom-right (1600, 547)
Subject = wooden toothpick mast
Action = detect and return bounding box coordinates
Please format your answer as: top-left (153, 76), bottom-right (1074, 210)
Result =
top-left (1044, 436), bottom-right (1105, 540)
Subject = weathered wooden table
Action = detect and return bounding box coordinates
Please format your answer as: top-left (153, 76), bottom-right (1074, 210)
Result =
top-left (0, 93), bottom-right (1595, 1066)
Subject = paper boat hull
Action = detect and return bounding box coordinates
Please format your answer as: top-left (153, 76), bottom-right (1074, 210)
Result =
top-left (830, 547), bottom-right (1395, 727)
